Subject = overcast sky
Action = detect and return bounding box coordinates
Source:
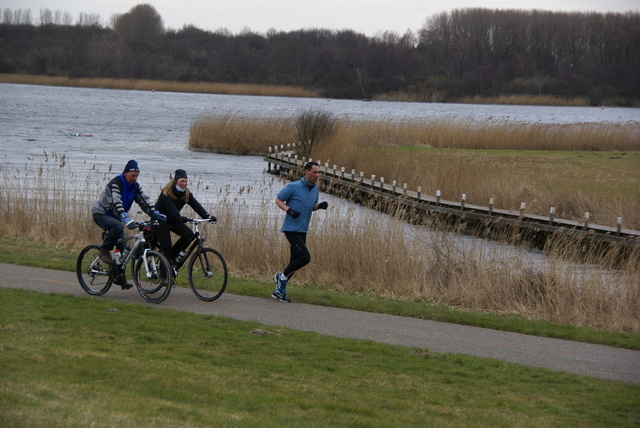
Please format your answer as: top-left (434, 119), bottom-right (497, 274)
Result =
top-left (3, 0), bottom-right (638, 36)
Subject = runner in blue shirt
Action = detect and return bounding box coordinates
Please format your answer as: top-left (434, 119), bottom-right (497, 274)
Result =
top-left (273, 162), bottom-right (328, 302)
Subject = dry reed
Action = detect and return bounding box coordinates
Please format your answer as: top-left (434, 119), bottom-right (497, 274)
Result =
top-left (189, 111), bottom-right (296, 155)
top-left (321, 118), bottom-right (640, 152)
top-left (1, 158), bottom-right (639, 333)
top-left (188, 112), bottom-right (639, 229)
top-left (0, 74), bottom-right (320, 98)
top-left (375, 91), bottom-right (634, 107)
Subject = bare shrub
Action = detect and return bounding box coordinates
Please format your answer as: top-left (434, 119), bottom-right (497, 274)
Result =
top-left (294, 109), bottom-right (338, 158)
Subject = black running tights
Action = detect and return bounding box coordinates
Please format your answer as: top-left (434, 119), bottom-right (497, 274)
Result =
top-left (283, 232), bottom-right (311, 278)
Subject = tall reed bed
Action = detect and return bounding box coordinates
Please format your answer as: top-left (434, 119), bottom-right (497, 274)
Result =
top-left (0, 74), bottom-right (319, 98)
top-left (189, 112), bottom-right (640, 229)
top-left (314, 146), bottom-right (640, 230)
top-left (189, 111), bottom-right (296, 154)
top-left (1, 158), bottom-right (639, 333)
top-left (322, 118), bottom-right (640, 151)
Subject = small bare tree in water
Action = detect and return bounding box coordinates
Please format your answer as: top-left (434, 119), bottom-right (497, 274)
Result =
top-left (294, 109), bottom-right (337, 158)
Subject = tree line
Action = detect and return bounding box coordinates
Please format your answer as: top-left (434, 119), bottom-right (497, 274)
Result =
top-left (1, 4), bottom-right (638, 104)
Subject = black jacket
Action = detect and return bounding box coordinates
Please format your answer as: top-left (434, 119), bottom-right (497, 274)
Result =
top-left (155, 188), bottom-right (209, 224)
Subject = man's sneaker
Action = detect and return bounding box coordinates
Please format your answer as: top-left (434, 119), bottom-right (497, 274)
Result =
top-left (271, 289), bottom-right (291, 303)
top-left (274, 273), bottom-right (288, 289)
top-left (98, 248), bottom-right (114, 264)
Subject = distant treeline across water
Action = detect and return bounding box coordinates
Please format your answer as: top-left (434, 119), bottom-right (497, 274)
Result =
top-left (1, 5), bottom-right (639, 105)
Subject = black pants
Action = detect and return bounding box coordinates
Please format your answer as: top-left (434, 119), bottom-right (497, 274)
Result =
top-left (283, 232), bottom-right (311, 278)
top-left (154, 222), bottom-right (194, 261)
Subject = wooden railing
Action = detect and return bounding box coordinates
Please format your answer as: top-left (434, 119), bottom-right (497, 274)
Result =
top-left (265, 144), bottom-right (640, 249)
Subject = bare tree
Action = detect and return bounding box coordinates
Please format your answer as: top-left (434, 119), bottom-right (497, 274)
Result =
top-left (39, 8), bottom-right (52, 25)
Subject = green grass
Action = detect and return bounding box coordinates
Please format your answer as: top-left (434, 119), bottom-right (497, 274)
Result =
top-left (1, 236), bottom-right (640, 351)
top-left (1, 288), bottom-right (639, 427)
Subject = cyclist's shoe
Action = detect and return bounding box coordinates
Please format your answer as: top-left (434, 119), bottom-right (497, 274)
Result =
top-left (113, 275), bottom-right (132, 290)
top-left (271, 289), bottom-right (291, 303)
top-left (160, 277), bottom-right (172, 288)
top-left (98, 248), bottom-right (114, 264)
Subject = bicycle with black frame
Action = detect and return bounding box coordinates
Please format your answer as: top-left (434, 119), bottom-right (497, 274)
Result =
top-left (168, 218), bottom-right (228, 302)
top-left (76, 219), bottom-right (173, 304)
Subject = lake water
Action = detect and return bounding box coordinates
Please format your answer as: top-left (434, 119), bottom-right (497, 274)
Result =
top-left (2, 82), bottom-right (638, 203)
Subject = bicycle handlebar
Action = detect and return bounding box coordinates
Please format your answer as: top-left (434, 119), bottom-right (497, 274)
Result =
top-left (136, 219), bottom-right (163, 229)
top-left (184, 218), bottom-right (217, 224)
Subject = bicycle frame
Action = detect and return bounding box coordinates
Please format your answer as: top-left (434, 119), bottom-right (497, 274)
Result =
top-left (172, 219), bottom-right (212, 271)
top-left (112, 220), bottom-right (164, 279)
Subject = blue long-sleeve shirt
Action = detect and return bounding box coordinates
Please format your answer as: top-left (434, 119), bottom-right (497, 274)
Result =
top-left (277, 177), bottom-right (319, 233)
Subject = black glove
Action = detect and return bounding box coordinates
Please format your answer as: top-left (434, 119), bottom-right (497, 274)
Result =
top-left (286, 208), bottom-right (301, 219)
top-left (151, 210), bottom-right (167, 225)
top-left (180, 216), bottom-right (192, 223)
top-left (317, 201), bottom-right (328, 210)
top-left (207, 215), bottom-right (217, 222)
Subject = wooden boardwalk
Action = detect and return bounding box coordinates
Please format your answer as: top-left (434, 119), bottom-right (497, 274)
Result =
top-left (265, 145), bottom-right (640, 251)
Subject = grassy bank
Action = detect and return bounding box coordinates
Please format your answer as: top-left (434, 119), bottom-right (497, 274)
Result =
top-left (1, 158), bottom-right (639, 336)
top-left (0, 73), bottom-right (320, 98)
top-left (2, 289), bottom-right (638, 427)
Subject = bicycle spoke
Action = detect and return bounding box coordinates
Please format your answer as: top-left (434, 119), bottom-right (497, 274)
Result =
top-left (133, 250), bottom-right (173, 304)
top-left (188, 248), bottom-right (227, 301)
top-left (76, 244), bottom-right (112, 296)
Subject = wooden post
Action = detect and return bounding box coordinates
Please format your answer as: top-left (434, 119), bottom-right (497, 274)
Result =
top-left (417, 186), bottom-right (422, 200)
top-left (351, 169), bottom-right (356, 180)
top-left (461, 194), bottom-right (466, 210)
top-left (341, 167), bottom-right (345, 178)
top-left (371, 174), bottom-right (376, 188)
top-left (392, 180), bottom-right (397, 194)
top-left (380, 177), bottom-right (384, 191)
top-left (617, 217), bottom-right (623, 234)
top-left (436, 190), bottom-right (441, 205)
top-left (549, 207), bottom-right (555, 223)
top-left (584, 212), bottom-right (590, 228)
top-left (360, 172), bottom-right (364, 184)
top-left (519, 202), bottom-right (526, 217)
top-left (403, 183), bottom-right (407, 194)
top-left (489, 198), bottom-right (494, 215)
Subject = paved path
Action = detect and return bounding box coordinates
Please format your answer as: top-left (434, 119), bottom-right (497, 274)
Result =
top-left (1, 262), bottom-right (639, 385)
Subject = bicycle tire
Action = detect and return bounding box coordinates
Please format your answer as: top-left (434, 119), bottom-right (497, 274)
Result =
top-left (76, 244), bottom-right (113, 296)
top-left (132, 250), bottom-right (173, 304)
top-left (187, 247), bottom-right (228, 301)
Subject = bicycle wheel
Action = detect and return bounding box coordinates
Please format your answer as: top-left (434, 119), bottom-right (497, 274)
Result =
top-left (76, 244), bottom-right (113, 296)
top-left (188, 247), bottom-right (228, 301)
top-left (132, 250), bottom-right (173, 304)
